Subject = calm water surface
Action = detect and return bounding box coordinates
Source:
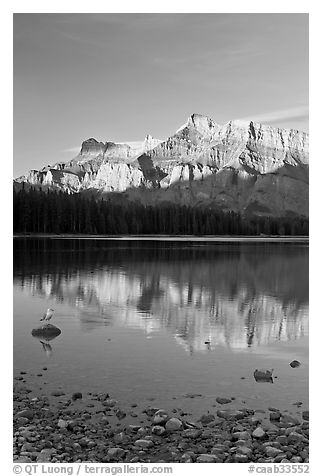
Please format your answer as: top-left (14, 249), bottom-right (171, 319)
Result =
top-left (13, 238), bottom-right (309, 417)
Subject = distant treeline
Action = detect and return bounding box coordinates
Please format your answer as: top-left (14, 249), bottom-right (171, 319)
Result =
top-left (13, 188), bottom-right (309, 235)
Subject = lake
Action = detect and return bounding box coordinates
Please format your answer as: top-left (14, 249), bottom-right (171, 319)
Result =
top-left (13, 238), bottom-right (309, 419)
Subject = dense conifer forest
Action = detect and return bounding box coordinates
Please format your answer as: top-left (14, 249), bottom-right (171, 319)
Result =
top-left (13, 188), bottom-right (309, 235)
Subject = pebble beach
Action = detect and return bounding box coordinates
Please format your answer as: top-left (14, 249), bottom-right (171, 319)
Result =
top-left (13, 371), bottom-right (309, 464)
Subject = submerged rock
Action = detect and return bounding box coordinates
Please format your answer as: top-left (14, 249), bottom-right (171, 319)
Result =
top-left (216, 397), bottom-right (232, 404)
top-left (72, 392), bottom-right (82, 401)
top-left (51, 390), bottom-right (65, 397)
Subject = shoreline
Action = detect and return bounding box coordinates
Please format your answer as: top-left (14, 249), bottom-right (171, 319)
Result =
top-left (14, 374), bottom-right (309, 464)
top-left (13, 234), bottom-right (309, 242)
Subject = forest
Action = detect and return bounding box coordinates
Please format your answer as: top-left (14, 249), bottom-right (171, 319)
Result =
top-left (13, 188), bottom-right (309, 236)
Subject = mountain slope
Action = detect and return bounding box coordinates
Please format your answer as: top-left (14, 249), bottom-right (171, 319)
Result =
top-left (14, 113), bottom-right (309, 218)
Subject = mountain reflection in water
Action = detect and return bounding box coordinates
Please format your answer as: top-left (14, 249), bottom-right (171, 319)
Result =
top-left (13, 239), bottom-right (309, 353)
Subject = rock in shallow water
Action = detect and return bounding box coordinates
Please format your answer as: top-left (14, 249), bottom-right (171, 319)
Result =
top-left (290, 360), bottom-right (301, 368)
top-left (253, 369), bottom-right (274, 383)
top-left (31, 324), bottom-right (61, 340)
top-left (51, 390), bottom-right (65, 397)
top-left (216, 397), bottom-right (232, 404)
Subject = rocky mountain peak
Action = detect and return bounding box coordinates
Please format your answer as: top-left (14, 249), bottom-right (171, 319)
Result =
top-left (14, 113), bottom-right (309, 219)
top-left (80, 138), bottom-right (106, 156)
top-left (176, 113), bottom-right (220, 138)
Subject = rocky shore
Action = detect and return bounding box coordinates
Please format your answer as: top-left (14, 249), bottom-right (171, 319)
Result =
top-left (13, 372), bottom-right (309, 464)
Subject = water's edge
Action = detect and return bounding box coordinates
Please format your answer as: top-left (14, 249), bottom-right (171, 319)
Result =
top-left (13, 234), bottom-right (309, 242)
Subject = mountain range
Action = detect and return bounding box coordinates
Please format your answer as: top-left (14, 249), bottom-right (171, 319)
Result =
top-left (14, 113), bottom-right (309, 218)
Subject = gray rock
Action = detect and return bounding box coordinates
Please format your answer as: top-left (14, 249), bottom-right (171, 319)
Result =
top-left (51, 390), bottom-right (65, 397)
top-left (252, 427), bottom-right (266, 439)
top-left (249, 415), bottom-right (263, 424)
top-left (269, 411), bottom-right (281, 421)
top-left (287, 432), bottom-right (305, 443)
top-left (144, 407), bottom-right (160, 417)
top-left (196, 454), bottom-right (220, 463)
top-left (151, 425), bottom-right (166, 436)
top-left (72, 392), bottom-right (82, 401)
top-left (302, 410), bottom-right (309, 421)
top-left (216, 397), bottom-right (232, 404)
top-left (236, 446), bottom-right (253, 457)
top-left (152, 409), bottom-right (169, 425)
top-left (16, 457), bottom-right (32, 463)
top-left (281, 415), bottom-right (300, 426)
top-left (217, 409), bottom-right (244, 420)
top-left (128, 425), bottom-right (141, 432)
top-left (265, 447), bottom-right (284, 458)
top-left (102, 399), bottom-right (118, 408)
top-left (17, 417), bottom-right (29, 426)
top-left (165, 417), bottom-right (183, 431)
top-left (233, 430), bottom-right (251, 440)
top-left (108, 447), bottom-right (125, 459)
top-left (276, 435), bottom-right (288, 445)
top-left (181, 453), bottom-right (193, 463)
top-left (200, 414), bottom-right (216, 425)
top-left (182, 429), bottom-right (202, 439)
top-left (134, 439), bottom-right (154, 449)
top-left (290, 456), bottom-right (303, 463)
top-left (16, 410), bottom-right (34, 420)
top-left (137, 427), bottom-right (147, 437)
top-left (234, 454), bottom-right (249, 462)
top-left (21, 443), bottom-right (36, 452)
top-left (57, 419), bottom-right (69, 429)
top-left (36, 449), bottom-right (55, 463)
top-left (253, 369), bottom-right (274, 383)
top-left (115, 409), bottom-right (126, 420)
top-left (274, 454), bottom-right (288, 463)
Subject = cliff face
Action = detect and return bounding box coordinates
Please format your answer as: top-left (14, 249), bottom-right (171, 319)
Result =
top-left (14, 113), bottom-right (309, 217)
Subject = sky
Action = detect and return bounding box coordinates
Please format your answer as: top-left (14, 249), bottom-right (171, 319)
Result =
top-left (13, 13), bottom-right (309, 176)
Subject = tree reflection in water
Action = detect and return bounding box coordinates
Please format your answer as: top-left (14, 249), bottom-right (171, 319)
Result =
top-left (15, 239), bottom-right (309, 353)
